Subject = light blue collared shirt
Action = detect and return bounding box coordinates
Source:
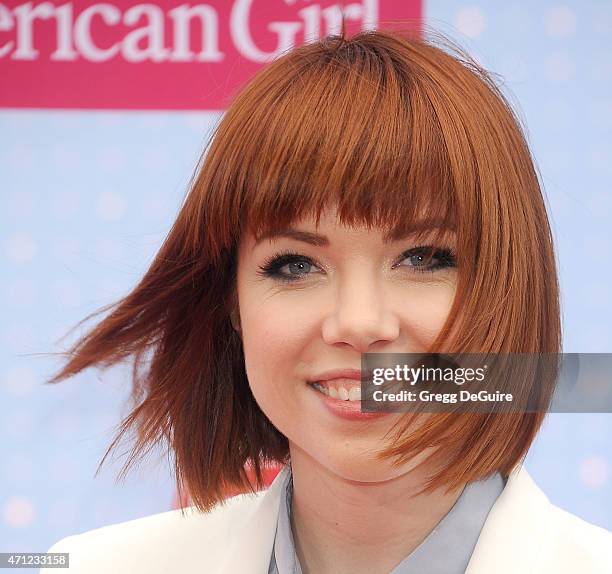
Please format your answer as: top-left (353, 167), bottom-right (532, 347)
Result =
top-left (268, 465), bottom-right (506, 574)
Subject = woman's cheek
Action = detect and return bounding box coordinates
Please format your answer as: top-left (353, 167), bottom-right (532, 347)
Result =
top-left (390, 281), bottom-right (456, 345)
top-left (240, 298), bottom-right (305, 396)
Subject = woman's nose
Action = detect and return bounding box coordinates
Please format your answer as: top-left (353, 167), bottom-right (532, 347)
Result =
top-left (321, 276), bottom-right (400, 353)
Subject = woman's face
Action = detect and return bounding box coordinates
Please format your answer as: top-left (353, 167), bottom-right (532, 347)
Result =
top-left (235, 205), bottom-right (458, 481)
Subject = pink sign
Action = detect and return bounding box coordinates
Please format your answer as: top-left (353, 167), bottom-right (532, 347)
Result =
top-left (0, 0), bottom-right (421, 110)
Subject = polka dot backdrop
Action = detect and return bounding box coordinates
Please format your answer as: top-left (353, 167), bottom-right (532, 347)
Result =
top-left (0, 0), bottom-right (610, 565)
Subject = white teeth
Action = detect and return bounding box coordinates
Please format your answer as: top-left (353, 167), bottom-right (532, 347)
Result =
top-left (313, 383), bottom-right (329, 395)
top-left (312, 383), bottom-right (360, 402)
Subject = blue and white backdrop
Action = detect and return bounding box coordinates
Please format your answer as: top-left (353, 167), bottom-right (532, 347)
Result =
top-left (1, 1), bottom-right (611, 566)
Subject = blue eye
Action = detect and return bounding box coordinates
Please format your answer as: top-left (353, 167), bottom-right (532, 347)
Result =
top-left (258, 251), bottom-right (318, 282)
top-left (398, 246), bottom-right (456, 273)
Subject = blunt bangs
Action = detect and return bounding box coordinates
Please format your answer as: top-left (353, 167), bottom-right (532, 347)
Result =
top-left (198, 33), bottom-right (459, 262)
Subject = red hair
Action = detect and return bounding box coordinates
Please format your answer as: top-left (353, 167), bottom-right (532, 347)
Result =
top-left (46, 26), bottom-right (561, 512)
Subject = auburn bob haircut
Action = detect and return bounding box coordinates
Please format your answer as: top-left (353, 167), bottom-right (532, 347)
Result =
top-left (46, 26), bottom-right (561, 513)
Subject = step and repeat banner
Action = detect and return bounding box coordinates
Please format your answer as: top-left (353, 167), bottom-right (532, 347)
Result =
top-left (1, 0), bottom-right (611, 565)
top-left (1, 0), bottom-right (419, 109)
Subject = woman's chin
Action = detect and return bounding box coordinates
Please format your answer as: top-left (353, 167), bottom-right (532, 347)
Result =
top-left (296, 441), bottom-right (438, 485)
top-left (305, 449), bottom-right (404, 484)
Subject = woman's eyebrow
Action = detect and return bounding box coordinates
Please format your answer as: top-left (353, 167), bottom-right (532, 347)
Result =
top-left (254, 222), bottom-right (453, 248)
top-left (254, 229), bottom-right (329, 247)
top-left (383, 222), bottom-right (455, 242)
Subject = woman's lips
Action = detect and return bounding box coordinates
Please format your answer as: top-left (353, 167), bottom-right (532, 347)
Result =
top-left (308, 380), bottom-right (390, 420)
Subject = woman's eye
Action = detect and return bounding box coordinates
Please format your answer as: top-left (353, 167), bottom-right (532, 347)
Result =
top-left (398, 246), bottom-right (456, 273)
top-left (281, 258), bottom-right (315, 278)
top-left (258, 252), bottom-right (320, 282)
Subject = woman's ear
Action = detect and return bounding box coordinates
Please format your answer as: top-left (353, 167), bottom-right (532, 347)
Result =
top-left (226, 285), bottom-right (242, 335)
top-left (230, 307), bottom-right (242, 334)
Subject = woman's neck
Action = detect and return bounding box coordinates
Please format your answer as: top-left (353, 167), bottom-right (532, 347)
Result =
top-left (288, 446), bottom-right (465, 574)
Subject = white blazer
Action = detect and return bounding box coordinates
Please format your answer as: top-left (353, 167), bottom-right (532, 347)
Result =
top-left (42, 463), bottom-right (612, 573)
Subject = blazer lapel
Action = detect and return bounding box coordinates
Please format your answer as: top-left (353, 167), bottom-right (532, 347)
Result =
top-left (218, 465), bottom-right (290, 574)
top-left (465, 463), bottom-right (552, 574)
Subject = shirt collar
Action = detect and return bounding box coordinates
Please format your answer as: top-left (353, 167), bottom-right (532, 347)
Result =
top-left (271, 465), bottom-right (506, 574)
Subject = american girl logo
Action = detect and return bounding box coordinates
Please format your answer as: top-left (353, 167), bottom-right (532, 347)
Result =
top-left (0, 0), bottom-right (421, 109)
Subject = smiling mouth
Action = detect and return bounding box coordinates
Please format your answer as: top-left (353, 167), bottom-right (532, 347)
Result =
top-left (308, 378), bottom-right (404, 402)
